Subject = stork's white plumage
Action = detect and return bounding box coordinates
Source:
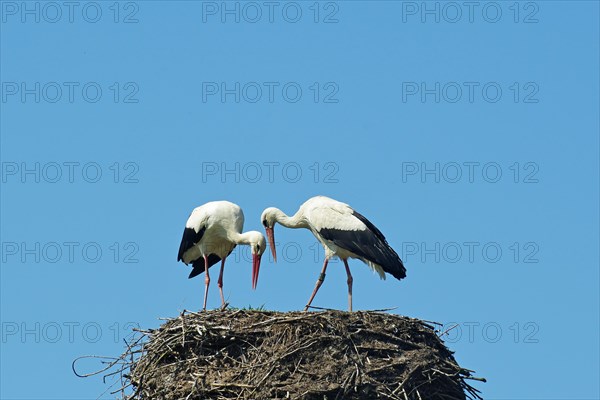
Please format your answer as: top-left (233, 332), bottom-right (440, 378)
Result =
top-left (261, 196), bottom-right (405, 311)
top-left (177, 201), bottom-right (266, 310)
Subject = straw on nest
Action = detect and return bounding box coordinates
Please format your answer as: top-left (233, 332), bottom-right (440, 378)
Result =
top-left (123, 310), bottom-right (483, 400)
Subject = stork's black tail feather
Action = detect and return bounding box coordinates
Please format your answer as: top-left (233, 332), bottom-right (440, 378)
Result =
top-left (188, 254), bottom-right (221, 279)
top-left (383, 250), bottom-right (406, 280)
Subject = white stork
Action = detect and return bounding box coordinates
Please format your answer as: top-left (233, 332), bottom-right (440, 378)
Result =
top-left (177, 201), bottom-right (266, 310)
top-left (260, 196), bottom-right (406, 311)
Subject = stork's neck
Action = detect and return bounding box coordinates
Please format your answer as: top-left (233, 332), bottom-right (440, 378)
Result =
top-left (274, 208), bottom-right (307, 229)
top-left (229, 231), bottom-right (255, 245)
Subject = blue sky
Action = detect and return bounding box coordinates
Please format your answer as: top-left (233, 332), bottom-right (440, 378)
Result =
top-left (1, 1), bottom-right (598, 399)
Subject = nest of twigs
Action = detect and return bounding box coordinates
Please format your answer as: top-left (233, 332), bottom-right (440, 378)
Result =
top-left (116, 309), bottom-right (484, 399)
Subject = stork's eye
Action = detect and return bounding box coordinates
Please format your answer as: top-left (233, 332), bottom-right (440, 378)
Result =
top-left (257, 244), bottom-right (261, 251)
top-left (262, 219), bottom-right (267, 227)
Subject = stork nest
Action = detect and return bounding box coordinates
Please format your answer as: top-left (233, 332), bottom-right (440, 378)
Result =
top-left (120, 309), bottom-right (484, 400)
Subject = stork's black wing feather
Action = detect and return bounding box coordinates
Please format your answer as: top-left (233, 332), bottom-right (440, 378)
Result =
top-left (352, 211), bottom-right (386, 242)
top-left (319, 211), bottom-right (406, 280)
top-left (177, 226), bottom-right (206, 262)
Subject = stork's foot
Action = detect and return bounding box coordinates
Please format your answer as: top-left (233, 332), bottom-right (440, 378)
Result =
top-left (220, 302), bottom-right (229, 311)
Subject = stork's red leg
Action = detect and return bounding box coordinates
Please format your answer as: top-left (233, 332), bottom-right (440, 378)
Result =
top-left (202, 255), bottom-right (210, 311)
top-left (343, 259), bottom-right (353, 312)
top-left (304, 258), bottom-right (329, 311)
top-left (217, 258), bottom-right (227, 309)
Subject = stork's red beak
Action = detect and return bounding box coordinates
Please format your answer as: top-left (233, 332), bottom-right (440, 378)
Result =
top-left (251, 253), bottom-right (262, 290)
top-left (265, 227), bottom-right (277, 262)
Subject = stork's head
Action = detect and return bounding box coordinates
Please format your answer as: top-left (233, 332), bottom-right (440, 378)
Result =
top-left (261, 208), bottom-right (279, 262)
top-left (245, 231), bottom-right (266, 290)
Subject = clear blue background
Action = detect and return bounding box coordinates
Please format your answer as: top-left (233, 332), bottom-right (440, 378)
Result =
top-left (1, 1), bottom-right (598, 399)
